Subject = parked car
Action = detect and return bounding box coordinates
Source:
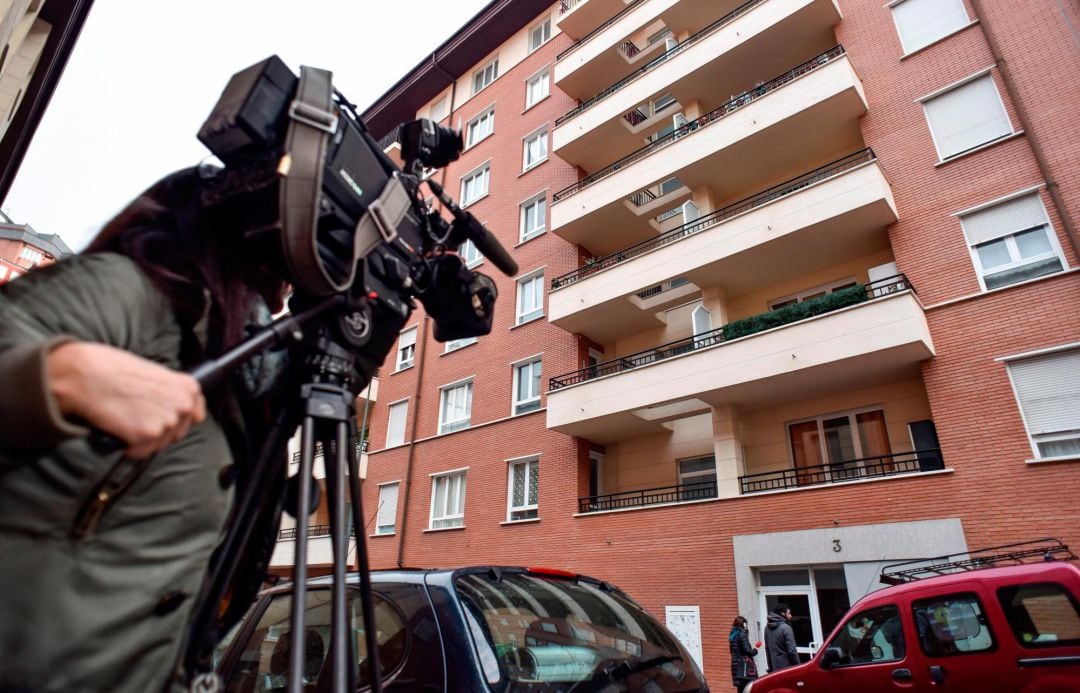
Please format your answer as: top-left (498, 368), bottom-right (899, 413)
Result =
top-left (214, 566), bottom-right (710, 692)
top-left (747, 545), bottom-right (1080, 693)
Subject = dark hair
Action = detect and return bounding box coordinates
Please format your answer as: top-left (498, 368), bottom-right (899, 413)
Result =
top-left (86, 166), bottom-right (284, 358)
top-left (732, 616), bottom-right (748, 629)
top-left (773, 603), bottom-right (791, 615)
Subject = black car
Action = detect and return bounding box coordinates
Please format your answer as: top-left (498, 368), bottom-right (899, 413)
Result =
top-left (214, 566), bottom-right (710, 692)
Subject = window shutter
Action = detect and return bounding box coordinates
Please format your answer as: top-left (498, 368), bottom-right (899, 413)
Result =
top-left (377, 483), bottom-right (399, 527)
top-left (961, 194), bottom-right (1048, 246)
top-left (399, 327), bottom-right (416, 350)
top-left (924, 76), bottom-right (1011, 159)
top-left (893, 0), bottom-right (969, 53)
top-left (1009, 349), bottom-right (1080, 435)
top-left (387, 402), bottom-right (407, 446)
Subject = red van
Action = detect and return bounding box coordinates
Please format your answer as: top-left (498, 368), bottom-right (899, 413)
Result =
top-left (747, 542), bottom-right (1080, 692)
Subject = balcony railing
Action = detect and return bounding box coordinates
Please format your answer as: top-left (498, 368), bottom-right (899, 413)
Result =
top-left (376, 129), bottom-right (400, 151)
top-left (739, 449), bottom-right (944, 494)
top-left (553, 45), bottom-right (846, 204)
top-left (560, 0), bottom-right (584, 14)
top-left (550, 148), bottom-right (875, 290)
top-left (636, 276), bottom-right (690, 300)
top-left (278, 524), bottom-right (332, 541)
top-left (557, 0), bottom-right (647, 61)
top-left (548, 275), bottom-right (913, 390)
top-left (556, 0), bottom-right (768, 126)
top-left (579, 480), bottom-right (718, 513)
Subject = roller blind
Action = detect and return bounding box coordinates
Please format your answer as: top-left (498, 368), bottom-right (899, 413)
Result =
top-left (892, 0), bottom-right (970, 54)
top-left (386, 401), bottom-right (408, 446)
top-left (924, 75), bottom-right (1011, 160)
top-left (376, 483), bottom-right (399, 529)
top-left (398, 327), bottom-right (416, 349)
top-left (961, 194), bottom-right (1048, 246)
top-left (1008, 349), bottom-right (1080, 435)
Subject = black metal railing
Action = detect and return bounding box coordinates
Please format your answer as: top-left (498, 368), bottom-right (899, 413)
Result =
top-left (556, 0), bottom-right (768, 126)
top-left (548, 274), bottom-right (913, 390)
top-left (579, 480), bottom-right (718, 513)
top-left (550, 147), bottom-right (875, 290)
top-left (636, 277), bottom-right (690, 300)
top-left (560, 0), bottom-right (583, 14)
top-left (739, 449), bottom-right (943, 494)
top-left (376, 130), bottom-right (400, 151)
top-left (556, 0), bottom-right (648, 61)
top-left (553, 45), bottom-right (846, 203)
top-left (278, 524), bottom-right (332, 541)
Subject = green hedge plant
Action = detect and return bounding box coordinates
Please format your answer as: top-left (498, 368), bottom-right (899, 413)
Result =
top-left (723, 284), bottom-right (869, 341)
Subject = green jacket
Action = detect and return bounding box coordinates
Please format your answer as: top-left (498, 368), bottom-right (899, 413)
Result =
top-left (0, 253), bottom-right (236, 692)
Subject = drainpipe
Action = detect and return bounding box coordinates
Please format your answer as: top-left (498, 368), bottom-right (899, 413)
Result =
top-left (966, 0), bottom-right (1080, 258)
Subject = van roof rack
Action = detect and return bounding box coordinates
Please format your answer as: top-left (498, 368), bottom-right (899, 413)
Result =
top-left (880, 538), bottom-right (1077, 586)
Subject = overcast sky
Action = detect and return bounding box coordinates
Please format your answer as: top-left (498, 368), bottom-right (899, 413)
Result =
top-left (4, 0), bottom-right (491, 250)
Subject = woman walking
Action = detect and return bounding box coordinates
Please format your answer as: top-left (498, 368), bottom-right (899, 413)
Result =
top-left (730, 615), bottom-right (760, 692)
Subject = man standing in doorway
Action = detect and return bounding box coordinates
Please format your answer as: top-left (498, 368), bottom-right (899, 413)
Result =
top-left (764, 603), bottom-right (800, 671)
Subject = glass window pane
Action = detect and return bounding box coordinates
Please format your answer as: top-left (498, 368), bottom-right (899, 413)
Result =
top-left (913, 593), bottom-right (996, 656)
top-left (828, 604), bottom-right (905, 665)
top-left (997, 582), bottom-right (1080, 648)
top-left (1014, 227), bottom-right (1053, 258)
top-left (759, 569), bottom-right (810, 586)
top-left (855, 410), bottom-right (892, 459)
top-left (528, 461), bottom-right (539, 505)
top-left (984, 256), bottom-right (1063, 290)
top-left (822, 416), bottom-right (858, 464)
top-left (975, 238), bottom-right (1012, 270)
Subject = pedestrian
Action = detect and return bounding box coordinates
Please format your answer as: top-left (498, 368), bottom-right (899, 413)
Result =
top-left (0, 164), bottom-right (292, 692)
top-left (729, 615), bottom-right (760, 692)
top-left (763, 602), bottom-right (800, 671)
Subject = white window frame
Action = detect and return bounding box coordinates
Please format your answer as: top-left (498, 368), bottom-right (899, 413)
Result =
top-left (519, 193), bottom-right (546, 242)
top-left (786, 405), bottom-right (891, 478)
top-left (459, 238), bottom-right (483, 268)
top-left (445, 335), bottom-right (478, 353)
top-left (472, 57), bottom-right (499, 95)
top-left (465, 105), bottom-right (495, 148)
top-left (375, 482), bottom-right (400, 535)
top-left (522, 127), bottom-right (548, 172)
top-left (460, 162), bottom-right (491, 207)
top-left (512, 355), bottom-right (543, 415)
top-left (429, 95), bottom-right (449, 122)
top-left (890, 0), bottom-right (972, 56)
top-left (1004, 345), bottom-right (1080, 461)
top-left (438, 378), bottom-right (474, 434)
top-left (395, 326), bottom-right (417, 371)
top-left (515, 269), bottom-right (545, 325)
top-left (529, 17), bottom-right (552, 53)
top-left (506, 456), bottom-right (540, 522)
top-left (385, 399), bottom-right (409, 447)
top-left (921, 72), bottom-right (1013, 162)
top-left (19, 246), bottom-right (43, 263)
top-left (525, 67), bottom-right (550, 109)
top-left (429, 468), bottom-right (467, 529)
top-left (958, 190), bottom-right (1066, 292)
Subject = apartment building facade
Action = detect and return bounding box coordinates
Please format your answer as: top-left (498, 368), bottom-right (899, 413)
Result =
top-left (0, 215), bottom-right (71, 282)
top-left (271, 0), bottom-right (1080, 677)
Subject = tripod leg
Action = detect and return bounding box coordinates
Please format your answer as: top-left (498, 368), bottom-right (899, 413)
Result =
top-left (346, 436), bottom-right (382, 692)
top-left (288, 416), bottom-right (317, 693)
top-left (325, 422), bottom-right (356, 693)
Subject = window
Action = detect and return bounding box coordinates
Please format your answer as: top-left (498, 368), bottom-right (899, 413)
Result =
top-left (445, 336), bottom-right (477, 353)
top-left (375, 483), bottom-right (399, 535)
top-left (788, 408), bottom-right (893, 480)
top-left (466, 107), bottom-right (495, 147)
top-left (19, 246), bottom-right (43, 264)
top-left (439, 380), bottom-right (473, 434)
top-left (519, 194), bottom-right (546, 242)
top-left (998, 582), bottom-right (1080, 648)
top-left (1006, 347), bottom-right (1080, 459)
top-left (529, 18), bottom-right (552, 52)
top-left (516, 271), bottom-right (544, 324)
top-left (827, 604), bottom-right (906, 665)
top-left (912, 593), bottom-right (996, 656)
top-left (507, 457), bottom-right (539, 521)
top-left (770, 278), bottom-right (858, 309)
top-left (923, 74), bottom-right (1012, 160)
top-left (525, 68), bottom-right (550, 108)
top-left (891, 0), bottom-right (970, 54)
top-left (961, 193), bottom-right (1065, 291)
top-left (430, 95), bottom-right (449, 122)
top-left (473, 58), bottom-right (499, 94)
top-left (459, 238), bottom-right (482, 268)
top-left (430, 470), bottom-right (466, 528)
top-left (677, 455), bottom-right (717, 500)
top-left (523, 128), bottom-right (548, 171)
top-left (395, 326), bottom-right (417, 371)
top-left (385, 401), bottom-right (408, 447)
top-left (513, 357), bottom-right (542, 415)
top-left (461, 164), bottom-right (491, 206)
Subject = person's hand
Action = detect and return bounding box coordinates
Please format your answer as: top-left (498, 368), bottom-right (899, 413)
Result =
top-left (47, 342), bottom-right (206, 458)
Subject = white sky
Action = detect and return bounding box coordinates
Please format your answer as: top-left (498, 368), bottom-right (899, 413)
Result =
top-left (3, 0), bottom-right (491, 250)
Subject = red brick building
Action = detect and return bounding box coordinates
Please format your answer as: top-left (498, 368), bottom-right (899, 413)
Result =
top-left (280, 0), bottom-right (1080, 678)
top-left (0, 214), bottom-right (72, 282)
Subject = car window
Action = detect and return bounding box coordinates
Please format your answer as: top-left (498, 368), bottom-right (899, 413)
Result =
top-left (825, 604), bottom-right (905, 666)
top-left (224, 588), bottom-right (407, 692)
top-left (997, 582), bottom-right (1080, 648)
top-left (912, 592), bottom-right (995, 657)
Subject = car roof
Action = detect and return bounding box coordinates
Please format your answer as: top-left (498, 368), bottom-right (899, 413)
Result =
top-left (858, 561), bottom-right (1080, 605)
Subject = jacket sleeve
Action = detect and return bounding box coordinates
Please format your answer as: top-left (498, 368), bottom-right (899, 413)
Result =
top-left (0, 253), bottom-right (178, 453)
top-left (783, 624), bottom-right (799, 659)
top-left (740, 630), bottom-right (758, 657)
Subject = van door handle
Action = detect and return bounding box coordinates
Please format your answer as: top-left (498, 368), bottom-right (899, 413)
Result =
top-left (929, 665), bottom-right (946, 684)
top-left (891, 668), bottom-right (913, 682)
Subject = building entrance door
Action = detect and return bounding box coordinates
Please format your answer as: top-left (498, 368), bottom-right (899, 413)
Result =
top-left (760, 590), bottom-right (818, 665)
top-left (758, 567), bottom-right (852, 666)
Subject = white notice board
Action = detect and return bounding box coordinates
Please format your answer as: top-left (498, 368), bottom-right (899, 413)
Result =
top-left (665, 605), bottom-right (703, 673)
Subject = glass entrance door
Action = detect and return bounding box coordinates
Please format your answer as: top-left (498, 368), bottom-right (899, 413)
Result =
top-left (761, 591), bottom-right (817, 664)
top-left (758, 567), bottom-right (853, 666)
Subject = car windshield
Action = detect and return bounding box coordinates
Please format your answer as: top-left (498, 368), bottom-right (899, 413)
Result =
top-left (455, 572), bottom-right (703, 691)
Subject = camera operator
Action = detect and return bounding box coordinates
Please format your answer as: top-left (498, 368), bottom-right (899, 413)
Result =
top-left (0, 164), bottom-right (292, 692)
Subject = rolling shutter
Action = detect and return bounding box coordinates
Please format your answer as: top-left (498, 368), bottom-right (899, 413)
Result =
top-left (893, 0), bottom-right (970, 54)
top-left (960, 194), bottom-right (1048, 246)
top-left (1008, 349), bottom-right (1080, 435)
top-left (924, 75), bottom-right (1011, 159)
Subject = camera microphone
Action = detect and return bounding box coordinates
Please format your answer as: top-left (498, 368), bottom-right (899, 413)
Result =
top-left (425, 179), bottom-right (518, 277)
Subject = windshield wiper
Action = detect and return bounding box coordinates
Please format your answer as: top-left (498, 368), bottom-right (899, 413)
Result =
top-left (573, 654), bottom-right (683, 692)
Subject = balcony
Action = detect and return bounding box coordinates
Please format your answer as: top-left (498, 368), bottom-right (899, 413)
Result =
top-left (579, 480), bottom-right (717, 513)
top-left (549, 151), bottom-right (896, 343)
top-left (739, 449), bottom-right (944, 494)
top-left (551, 47), bottom-right (867, 254)
top-left (554, 0), bottom-right (841, 170)
top-left (557, 0), bottom-right (634, 42)
top-left (546, 278), bottom-right (934, 442)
